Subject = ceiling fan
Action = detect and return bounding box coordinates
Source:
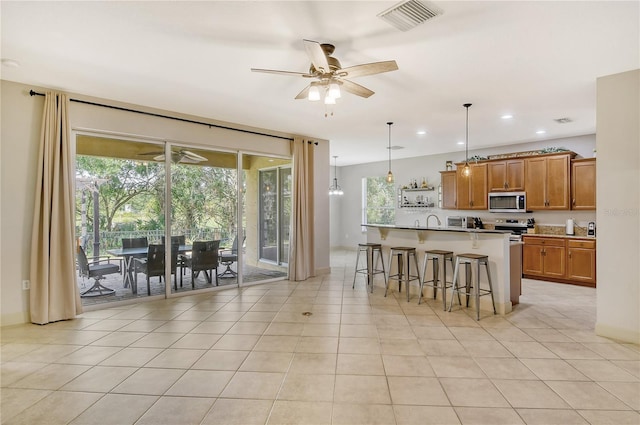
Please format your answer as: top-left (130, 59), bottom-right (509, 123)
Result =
top-left (140, 148), bottom-right (207, 164)
top-left (251, 39), bottom-right (398, 103)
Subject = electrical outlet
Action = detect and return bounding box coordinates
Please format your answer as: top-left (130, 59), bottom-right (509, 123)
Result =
top-left (22, 280), bottom-right (30, 290)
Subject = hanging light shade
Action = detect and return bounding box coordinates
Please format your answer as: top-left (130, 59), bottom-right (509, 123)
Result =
top-left (329, 81), bottom-right (341, 99)
top-left (462, 103), bottom-right (472, 177)
top-left (328, 155), bottom-right (344, 196)
top-left (308, 82), bottom-right (320, 101)
top-left (324, 91), bottom-right (336, 105)
top-left (386, 122), bottom-right (394, 183)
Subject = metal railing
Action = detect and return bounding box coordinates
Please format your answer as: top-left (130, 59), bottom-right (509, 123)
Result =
top-left (80, 228), bottom-right (234, 257)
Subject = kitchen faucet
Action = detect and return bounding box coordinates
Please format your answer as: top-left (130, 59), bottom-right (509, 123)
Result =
top-left (426, 214), bottom-right (441, 228)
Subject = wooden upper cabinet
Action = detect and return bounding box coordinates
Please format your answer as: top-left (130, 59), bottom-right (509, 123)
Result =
top-left (571, 158), bottom-right (596, 210)
top-left (456, 163), bottom-right (487, 210)
top-left (440, 171), bottom-right (457, 209)
top-left (525, 153), bottom-right (571, 210)
top-left (488, 159), bottom-right (525, 192)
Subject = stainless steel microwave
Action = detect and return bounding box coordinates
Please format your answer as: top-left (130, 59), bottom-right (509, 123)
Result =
top-left (488, 191), bottom-right (527, 213)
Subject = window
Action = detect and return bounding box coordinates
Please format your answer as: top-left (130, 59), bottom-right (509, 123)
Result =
top-left (362, 176), bottom-right (396, 228)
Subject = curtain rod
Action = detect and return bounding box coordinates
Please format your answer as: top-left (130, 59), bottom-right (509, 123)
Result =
top-left (29, 89), bottom-right (294, 141)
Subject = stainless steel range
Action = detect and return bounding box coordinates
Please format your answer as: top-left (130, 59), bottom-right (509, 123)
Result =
top-left (494, 218), bottom-right (533, 241)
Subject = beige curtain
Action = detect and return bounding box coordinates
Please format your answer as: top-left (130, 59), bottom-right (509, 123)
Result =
top-left (288, 137), bottom-right (315, 281)
top-left (30, 91), bottom-right (82, 324)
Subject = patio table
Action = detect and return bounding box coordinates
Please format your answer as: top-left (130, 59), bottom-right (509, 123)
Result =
top-left (107, 245), bottom-right (191, 294)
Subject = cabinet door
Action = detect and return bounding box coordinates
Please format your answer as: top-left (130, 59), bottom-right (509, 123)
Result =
top-left (567, 246), bottom-right (596, 285)
top-left (546, 155), bottom-right (570, 209)
top-left (469, 163), bottom-right (488, 209)
top-left (505, 159), bottom-right (525, 191)
top-left (523, 244), bottom-right (544, 275)
top-left (441, 171), bottom-right (457, 209)
top-left (525, 157), bottom-right (547, 209)
top-left (456, 170), bottom-right (471, 209)
top-left (488, 162), bottom-right (507, 191)
top-left (572, 159), bottom-right (596, 210)
top-left (543, 245), bottom-right (566, 278)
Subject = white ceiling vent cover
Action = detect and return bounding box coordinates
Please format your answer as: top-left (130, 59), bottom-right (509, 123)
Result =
top-left (378, 0), bottom-right (443, 32)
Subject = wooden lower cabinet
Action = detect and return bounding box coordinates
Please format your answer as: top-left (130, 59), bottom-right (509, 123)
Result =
top-left (522, 236), bottom-right (595, 287)
top-left (566, 239), bottom-right (596, 284)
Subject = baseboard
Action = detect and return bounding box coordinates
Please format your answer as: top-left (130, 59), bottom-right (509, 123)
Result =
top-left (595, 322), bottom-right (640, 344)
top-left (1, 311), bottom-right (30, 327)
top-left (315, 266), bottom-right (331, 275)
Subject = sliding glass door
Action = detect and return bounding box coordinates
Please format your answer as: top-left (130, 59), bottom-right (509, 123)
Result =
top-left (75, 135), bottom-right (289, 307)
top-left (258, 164), bottom-right (291, 267)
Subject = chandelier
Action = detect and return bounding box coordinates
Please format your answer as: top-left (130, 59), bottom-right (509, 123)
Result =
top-left (328, 155), bottom-right (344, 196)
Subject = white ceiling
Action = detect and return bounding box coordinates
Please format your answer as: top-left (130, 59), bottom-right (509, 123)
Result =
top-left (1, 1), bottom-right (638, 166)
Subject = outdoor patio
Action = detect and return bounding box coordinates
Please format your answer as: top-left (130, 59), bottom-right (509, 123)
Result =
top-left (78, 262), bottom-right (287, 307)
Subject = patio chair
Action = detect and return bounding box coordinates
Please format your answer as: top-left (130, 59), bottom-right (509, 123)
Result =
top-left (134, 244), bottom-right (178, 295)
top-left (218, 235), bottom-right (244, 278)
top-left (162, 235), bottom-right (187, 280)
top-left (182, 240), bottom-right (220, 289)
top-left (77, 246), bottom-right (120, 297)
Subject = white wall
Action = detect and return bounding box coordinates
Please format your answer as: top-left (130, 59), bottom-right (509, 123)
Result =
top-left (331, 135), bottom-right (596, 249)
top-left (1, 80), bottom-right (330, 325)
top-left (595, 69), bottom-right (640, 344)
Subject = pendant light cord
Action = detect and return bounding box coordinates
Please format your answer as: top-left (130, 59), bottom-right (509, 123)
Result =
top-left (387, 122), bottom-right (393, 170)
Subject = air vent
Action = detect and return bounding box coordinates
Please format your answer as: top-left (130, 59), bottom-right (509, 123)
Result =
top-left (378, 0), bottom-right (443, 32)
top-left (554, 117), bottom-right (573, 124)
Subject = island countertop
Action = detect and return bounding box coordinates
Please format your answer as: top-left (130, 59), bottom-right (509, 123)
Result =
top-left (362, 223), bottom-right (516, 315)
top-left (363, 223), bottom-right (512, 235)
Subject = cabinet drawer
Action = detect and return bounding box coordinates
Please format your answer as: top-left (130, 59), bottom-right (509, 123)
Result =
top-left (523, 237), bottom-right (566, 247)
top-left (568, 239), bottom-right (596, 249)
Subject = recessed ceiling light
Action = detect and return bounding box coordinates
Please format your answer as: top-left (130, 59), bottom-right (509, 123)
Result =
top-left (536, 130), bottom-right (546, 135)
top-left (457, 141), bottom-right (465, 145)
top-left (1, 58), bottom-right (20, 68)
top-left (501, 114), bottom-right (513, 119)
top-left (416, 130), bottom-right (426, 135)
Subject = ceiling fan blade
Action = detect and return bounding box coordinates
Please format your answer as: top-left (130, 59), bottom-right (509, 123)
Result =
top-left (295, 84), bottom-right (312, 100)
top-left (251, 68), bottom-right (311, 77)
top-left (182, 150), bottom-right (207, 162)
top-left (153, 154), bottom-right (165, 162)
top-left (340, 79), bottom-right (375, 98)
top-left (339, 60), bottom-right (399, 79)
top-left (303, 39), bottom-right (330, 73)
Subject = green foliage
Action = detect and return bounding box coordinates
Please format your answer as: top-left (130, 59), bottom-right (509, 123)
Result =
top-left (76, 155), bottom-right (238, 239)
top-left (364, 176), bottom-right (395, 225)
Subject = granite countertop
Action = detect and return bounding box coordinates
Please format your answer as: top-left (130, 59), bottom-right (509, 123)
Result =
top-left (363, 224), bottom-right (511, 235)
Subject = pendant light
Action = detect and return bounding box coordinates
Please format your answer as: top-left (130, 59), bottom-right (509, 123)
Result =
top-left (329, 155), bottom-right (344, 196)
top-left (386, 122), bottom-right (394, 183)
top-left (462, 103), bottom-right (472, 177)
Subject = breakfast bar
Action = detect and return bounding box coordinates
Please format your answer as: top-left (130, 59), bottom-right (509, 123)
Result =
top-left (364, 224), bottom-right (517, 315)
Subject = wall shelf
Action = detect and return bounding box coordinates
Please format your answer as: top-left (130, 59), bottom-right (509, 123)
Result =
top-left (399, 187), bottom-right (436, 208)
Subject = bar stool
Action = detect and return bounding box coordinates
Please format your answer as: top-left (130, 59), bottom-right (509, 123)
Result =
top-left (419, 250), bottom-right (454, 309)
top-left (353, 243), bottom-right (387, 293)
top-left (386, 247), bottom-right (421, 302)
top-left (448, 253), bottom-right (497, 320)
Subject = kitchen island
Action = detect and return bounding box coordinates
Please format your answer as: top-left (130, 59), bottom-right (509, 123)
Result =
top-left (364, 224), bottom-right (517, 315)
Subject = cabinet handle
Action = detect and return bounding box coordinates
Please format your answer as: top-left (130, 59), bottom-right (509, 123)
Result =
top-left (569, 252), bottom-right (572, 258)
top-left (572, 199), bottom-right (576, 206)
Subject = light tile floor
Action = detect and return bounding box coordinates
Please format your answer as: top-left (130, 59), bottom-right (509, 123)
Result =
top-left (2, 249), bottom-right (639, 424)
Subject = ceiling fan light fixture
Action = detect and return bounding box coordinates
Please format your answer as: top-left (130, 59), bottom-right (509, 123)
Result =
top-left (308, 83), bottom-right (321, 101)
top-left (324, 93), bottom-right (336, 105)
top-left (329, 82), bottom-right (341, 99)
